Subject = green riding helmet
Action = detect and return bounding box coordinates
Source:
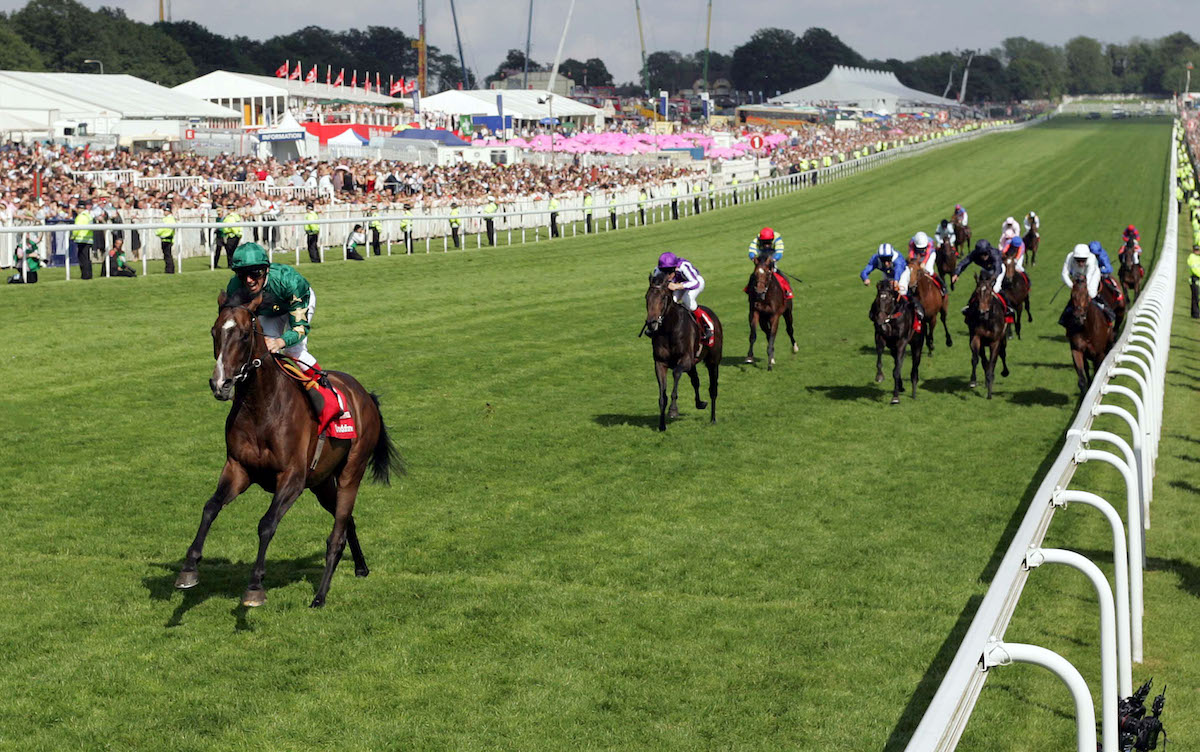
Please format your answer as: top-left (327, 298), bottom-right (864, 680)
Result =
top-left (230, 242), bottom-right (270, 272)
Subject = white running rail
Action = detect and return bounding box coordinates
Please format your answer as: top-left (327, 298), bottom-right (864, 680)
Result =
top-left (903, 121), bottom-right (1179, 752)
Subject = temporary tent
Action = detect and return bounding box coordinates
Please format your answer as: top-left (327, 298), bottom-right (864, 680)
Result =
top-left (770, 66), bottom-right (960, 113)
top-left (175, 70), bottom-right (401, 127)
top-left (327, 128), bottom-right (369, 146)
top-left (255, 111), bottom-right (314, 161)
top-left (420, 89), bottom-right (604, 128)
top-left (391, 128), bottom-right (469, 146)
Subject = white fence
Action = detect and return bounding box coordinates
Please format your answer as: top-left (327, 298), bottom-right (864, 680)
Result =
top-left (4, 116), bottom-right (1041, 274)
top-left (904, 121), bottom-right (1179, 752)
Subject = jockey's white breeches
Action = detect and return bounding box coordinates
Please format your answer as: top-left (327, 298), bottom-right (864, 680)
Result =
top-left (673, 280), bottom-right (704, 311)
top-left (260, 289), bottom-right (317, 368)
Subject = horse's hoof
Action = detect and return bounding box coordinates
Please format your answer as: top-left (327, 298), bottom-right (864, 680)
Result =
top-left (769, 358), bottom-right (776, 367)
top-left (695, 400), bottom-right (707, 410)
top-left (667, 407), bottom-right (679, 419)
top-left (890, 396), bottom-right (900, 405)
top-left (175, 570), bottom-right (199, 590)
top-left (874, 373), bottom-right (884, 383)
top-left (309, 598), bottom-right (325, 609)
top-left (969, 380), bottom-right (977, 388)
top-left (1002, 369), bottom-right (1010, 377)
top-left (744, 356), bottom-right (755, 364)
top-left (241, 588), bottom-right (267, 608)
top-left (355, 567), bottom-right (370, 578)
top-left (791, 344), bottom-right (798, 353)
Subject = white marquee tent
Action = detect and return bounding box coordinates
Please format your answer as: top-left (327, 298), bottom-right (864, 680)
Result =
top-left (420, 89), bottom-right (604, 128)
top-left (0, 71), bottom-right (240, 135)
top-left (175, 70), bottom-right (401, 128)
top-left (770, 65), bottom-right (960, 113)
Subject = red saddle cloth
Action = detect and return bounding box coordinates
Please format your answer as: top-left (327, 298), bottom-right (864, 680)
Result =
top-left (995, 292), bottom-right (1014, 324)
top-left (275, 357), bottom-right (358, 439)
top-left (775, 272), bottom-right (794, 299)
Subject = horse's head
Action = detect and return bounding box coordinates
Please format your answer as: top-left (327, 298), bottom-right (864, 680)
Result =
top-left (751, 255), bottom-right (774, 299)
top-left (874, 279), bottom-right (901, 329)
top-left (1003, 255), bottom-right (1017, 279)
top-left (1070, 276), bottom-right (1090, 327)
top-left (973, 274), bottom-right (996, 319)
top-left (645, 271), bottom-right (672, 335)
top-left (211, 290), bottom-right (264, 401)
top-left (1122, 236), bottom-right (1137, 259)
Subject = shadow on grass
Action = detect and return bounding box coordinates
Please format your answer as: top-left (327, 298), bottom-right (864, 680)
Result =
top-left (1169, 433), bottom-right (1200, 446)
top-left (805, 383), bottom-right (880, 401)
top-left (920, 376), bottom-right (970, 395)
top-left (1167, 369), bottom-right (1200, 383)
top-left (1038, 334), bottom-right (1067, 343)
top-left (1009, 388), bottom-right (1070, 407)
top-left (1168, 478), bottom-right (1200, 495)
top-left (720, 356), bottom-right (754, 369)
top-left (1075, 549), bottom-right (1200, 599)
top-left (143, 553), bottom-right (324, 629)
top-left (1025, 360), bottom-right (1073, 370)
top-left (593, 413), bottom-right (663, 429)
top-left (883, 426), bottom-right (1068, 751)
top-left (1176, 454), bottom-right (1200, 465)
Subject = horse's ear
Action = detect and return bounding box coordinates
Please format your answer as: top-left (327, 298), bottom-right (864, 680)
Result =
top-left (217, 290), bottom-right (227, 309)
top-left (248, 293), bottom-right (263, 311)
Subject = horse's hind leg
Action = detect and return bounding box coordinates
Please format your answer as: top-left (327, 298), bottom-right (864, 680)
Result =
top-left (745, 310), bottom-right (758, 363)
top-left (243, 471), bottom-right (306, 607)
top-left (312, 479), bottom-right (362, 608)
top-left (875, 332), bottom-right (885, 383)
top-left (910, 337), bottom-right (922, 399)
top-left (655, 361), bottom-right (669, 431)
top-left (177, 460), bottom-right (250, 589)
top-left (314, 478), bottom-right (368, 577)
top-left (891, 344), bottom-right (905, 405)
top-left (998, 338), bottom-right (1010, 378)
top-left (766, 316), bottom-right (779, 370)
top-left (969, 338), bottom-right (980, 389)
top-left (784, 304), bottom-right (797, 353)
top-left (688, 366), bottom-right (706, 410)
top-left (941, 306), bottom-right (952, 349)
top-left (706, 360), bottom-right (719, 424)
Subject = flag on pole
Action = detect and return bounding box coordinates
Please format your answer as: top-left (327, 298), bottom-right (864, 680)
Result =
top-left (376, 72), bottom-right (381, 92)
top-left (290, 62), bottom-right (301, 80)
top-left (305, 65), bottom-right (317, 84)
top-left (334, 68), bottom-right (344, 87)
top-left (402, 78), bottom-right (417, 95)
top-left (326, 65), bottom-right (331, 85)
top-left (390, 77), bottom-right (403, 96)
top-left (351, 70), bottom-right (357, 88)
top-left (364, 72), bottom-right (371, 91)
top-left (275, 61), bottom-right (289, 78)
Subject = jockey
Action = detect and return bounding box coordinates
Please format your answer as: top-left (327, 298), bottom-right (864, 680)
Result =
top-left (747, 226), bottom-right (793, 297)
top-left (907, 231), bottom-right (946, 295)
top-left (1121, 224), bottom-right (1142, 265)
top-left (1023, 211), bottom-right (1040, 235)
top-left (1060, 243), bottom-right (1116, 325)
top-left (934, 219), bottom-right (956, 249)
top-left (953, 204), bottom-right (968, 227)
top-left (657, 251), bottom-right (714, 346)
top-left (226, 243), bottom-right (344, 433)
top-left (862, 242), bottom-right (923, 329)
top-left (952, 239), bottom-right (1014, 323)
top-left (1003, 235), bottom-right (1027, 274)
top-left (1088, 239), bottom-right (1122, 300)
top-left (999, 216), bottom-right (1021, 247)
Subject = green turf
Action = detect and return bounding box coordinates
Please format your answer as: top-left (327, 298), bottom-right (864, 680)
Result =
top-left (0, 118), bottom-right (1193, 751)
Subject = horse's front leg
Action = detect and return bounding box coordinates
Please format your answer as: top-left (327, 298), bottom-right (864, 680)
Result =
top-left (969, 336), bottom-right (981, 388)
top-left (941, 304), bottom-right (952, 349)
top-left (243, 470), bottom-right (307, 607)
top-left (176, 460), bottom-right (250, 589)
top-left (688, 366), bottom-right (706, 410)
top-left (874, 330), bottom-right (885, 383)
top-left (1072, 348), bottom-right (1088, 393)
top-left (668, 365), bottom-right (683, 419)
top-left (655, 360), bottom-right (669, 431)
top-left (983, 340), bottom-right (997, 400)
top-left (890, 341), bottom-right (905, 404)
top-left (783, 303), bottom-right (798, 353)
top-left (998, 337), bottom-right (1010, 378)
top-left (766, 314), bottom-right (780, 370)
top-left (910, 336), bottom-right (922, 399)
top-left (745, 309), bottom-right (758, 363)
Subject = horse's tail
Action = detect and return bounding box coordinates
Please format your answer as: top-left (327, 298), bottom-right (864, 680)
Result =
top-left (367, 392), bottom-right (404, 485)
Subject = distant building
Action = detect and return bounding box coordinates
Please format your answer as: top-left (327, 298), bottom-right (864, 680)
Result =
top-left (490, 71), bottom-right (574, 98)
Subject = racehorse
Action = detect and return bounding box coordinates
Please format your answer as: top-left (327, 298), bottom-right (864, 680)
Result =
top-left (644, 276), bottom-right (722, 431)
top-left (965, 275), bottom-right (1010, 399)
top-left (871, 280), bottom-right (923, 404)
top-left (1001, 255), bottom-right (1033, 339)
top-left (953, 220), bottom-right (972, 259)
top-left (1098, 274), bottom-right (1127, 333)
top-left (176, 291), bottom-right (402, 608)
top-left (1065, 277), bottom-right (1114, 393)
top-left (1118, 237), bottom-right (1144, 302)
top-left (1022, 215), bottom-right (1040, 266)
top-left (935, 231), bottom-right (960, 290)
top-left (744, 255), bottom-right (797, 369)
top-left (909, 265), bottom-right (952, 354)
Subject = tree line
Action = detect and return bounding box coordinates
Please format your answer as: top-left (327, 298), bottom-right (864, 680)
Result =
top-left (1, 0), bottom-right (1197, 102)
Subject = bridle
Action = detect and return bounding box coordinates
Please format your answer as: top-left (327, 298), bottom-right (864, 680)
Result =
top-left (219, 303), bottom-right (266, 383)
top-left (642, 281), bottom-right (674, 336)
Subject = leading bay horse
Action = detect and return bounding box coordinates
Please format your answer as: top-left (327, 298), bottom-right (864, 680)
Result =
top-left (745, 256), bottom-right (797, 369)
top-left (909, 264), bottom-right (952, 354)
top-left (871, 280), bottom-right (923, 404)
top-left (176, 291), bottom-right (402, 608)
top-left (644, 276), bottom-right (721, 431)
top-left (1065, 277), bottom-right (1114, 393)
top-left (953, 220), bottom-right (972, 259)
top-left (1118, 237), bottom-right (1144, 302)
top-left (1022, 214), bottom-right (1040, 266)
top-left (965, 275), bottom-right (1010, 399)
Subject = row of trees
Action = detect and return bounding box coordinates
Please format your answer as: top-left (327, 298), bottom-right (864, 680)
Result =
top-left (1, 0), bottom-right (1197, 102)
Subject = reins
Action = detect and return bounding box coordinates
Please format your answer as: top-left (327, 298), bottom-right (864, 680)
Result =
top-left (221, 303), bottom-right (267, 383)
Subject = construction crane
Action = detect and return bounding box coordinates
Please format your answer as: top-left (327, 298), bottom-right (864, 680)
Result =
top-left (634, 0), bottom-right (650, 96)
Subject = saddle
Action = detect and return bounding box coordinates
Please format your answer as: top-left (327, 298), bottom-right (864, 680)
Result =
top-left (274, 356), bottom-right (357, 440)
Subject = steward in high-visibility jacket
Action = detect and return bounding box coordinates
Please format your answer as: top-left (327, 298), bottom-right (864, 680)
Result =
top-left (218, 207), bottom-right (243, 268)
top-left (449, 202), bottom-right (462, 248)
top-left (304, 204), bottom-right (321, 263)
top-left (73, 202), bottom-right (95, 279)
top-left (400, 203), bottom-right (414, 254)
top-left (156, 209), bottom-right (177, 273)
top-left (367, 206), bottom-right (383, 256)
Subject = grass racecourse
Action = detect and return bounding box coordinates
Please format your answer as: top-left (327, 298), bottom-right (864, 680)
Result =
top-left (2, 118), bottom-right (1198, 751)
